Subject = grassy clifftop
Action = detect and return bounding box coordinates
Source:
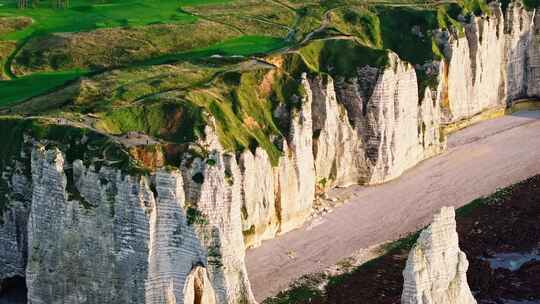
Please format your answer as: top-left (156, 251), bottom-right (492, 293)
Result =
top-left (1, 0), bottom-right (526, 171)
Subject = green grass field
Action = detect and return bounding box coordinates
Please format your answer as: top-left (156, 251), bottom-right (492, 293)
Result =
top-left (0, 35), bottom-right (288, 107)
top-left (0, 0), bottom-right (501, 108)
top-left (0, 70), bottom-right (85, 106)
top-left (144, 35), bottom-right (289, 65)
top-left (0, 0), bottom-right (230, 41)
top-left (0, 0), bottom-right (291, 107)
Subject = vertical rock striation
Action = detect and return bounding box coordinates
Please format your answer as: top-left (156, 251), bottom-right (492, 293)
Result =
top-left (238, 75), bottom-right (316, 247)
top-left (27, 148), bottom-right (152, 304)
top-left (180, 127), bottom-right (255, 304)
top-left (145, 170), bottom-right (206, 304)
top-left (1, 2), bottom-right (540, 303)
top-left (401, 207), bottom-right (476, 304)
top-left (506, 3), bottom-right (540, 100)
top-left (311, 54), bottom-right (444, 187)
top-left (21, 147), bottom-right (255, 304)
top-left (443, 3), bottom-right (507, 122)
top-left (311, 74), bottom-right (367, 188)
top-left (275, 74), bottom-right (316, 234)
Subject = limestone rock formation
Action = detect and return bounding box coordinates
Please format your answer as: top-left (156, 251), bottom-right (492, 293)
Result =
top-left (21, 147), bottom-right (255, 304)
top-left (2, 2), bottom-right (540, 303)
top-left (401, 207), bottom-right (476, 304)
top-left (237, 74), bottom-right (316, 247)
top-left (310, 56), bottom-right (444, 187)
top-left (311, 74), bottom-right (369, 188)
top-left (506, 3), bottom-right (540, 100)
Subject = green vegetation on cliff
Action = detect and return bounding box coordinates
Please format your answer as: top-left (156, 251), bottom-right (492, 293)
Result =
top-left (522, 0), bottom-right (540, 9)
top-left (0, 0), bottom-right (513, 174)
top-left (319, 4), bottom-right (466, 93)
top-left (458, 0), bottom-right (491, 15)
top-left (298, 39), bottom-right (389, 76)
top-left (0, 117), bottom-right (135, 171)
top-left (0, 117), bottom-right (144, 218)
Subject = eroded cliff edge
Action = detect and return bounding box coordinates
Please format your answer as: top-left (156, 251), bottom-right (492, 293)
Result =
top-left (1, 1), bottom-right (539, 303)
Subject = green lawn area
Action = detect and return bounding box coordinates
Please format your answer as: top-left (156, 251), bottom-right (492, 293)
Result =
top-left (0, 0), bottom-right (230, 41)
top-left (0, 0), bottom-right (292, 107)
top-left (0, 35), bottom-right (288, 107)
top-left (0, 70), bottom-right (85, 107)
top-left (144, 35), bottom-right (289, 65)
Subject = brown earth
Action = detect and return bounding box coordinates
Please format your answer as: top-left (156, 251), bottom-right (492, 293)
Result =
top-left (0, 16), bottom-right (32, 36)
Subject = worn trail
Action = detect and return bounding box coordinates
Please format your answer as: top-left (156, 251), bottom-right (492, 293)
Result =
top-left (246, 111), bottom-right (540, 301)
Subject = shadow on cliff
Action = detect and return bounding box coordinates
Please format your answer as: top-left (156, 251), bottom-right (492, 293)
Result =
top-left (0, 276), bottom-right (27, 304)
top-left (511, 108), bottom-right (540, 119)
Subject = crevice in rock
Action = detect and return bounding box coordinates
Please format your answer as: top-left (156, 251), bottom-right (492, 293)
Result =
top-left (465, 22), bottom-right (479, 85)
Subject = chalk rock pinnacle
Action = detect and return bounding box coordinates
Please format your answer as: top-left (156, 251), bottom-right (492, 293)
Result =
top-left (401, 207), bottom-right (476, 304)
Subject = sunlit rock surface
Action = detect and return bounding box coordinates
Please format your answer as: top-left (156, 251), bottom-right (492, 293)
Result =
top-left (1, 3), bottom-right (540, 303)
top-left (401, 207), bottom-right (476, 304)
top-left (22, 147), bottom-right (255, 304)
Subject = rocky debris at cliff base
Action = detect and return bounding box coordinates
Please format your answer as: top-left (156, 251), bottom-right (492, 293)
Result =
top-left (310, 195), bottom-right (344, 218)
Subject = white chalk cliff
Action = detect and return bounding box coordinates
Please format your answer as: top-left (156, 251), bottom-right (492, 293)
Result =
top-left (401, 207), bottom-right (476, 304)
top-left (1, 2), bottom-right (539, 303)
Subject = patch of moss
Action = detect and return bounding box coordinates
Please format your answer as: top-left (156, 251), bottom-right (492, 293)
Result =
top-left (456, 186), bottom-right (514, 218)
top-left (457, 0), bottom-right (490, 15)
top-left (375, 6), bottom-right (441, 65)
top-left (207, 246), bottom-right (224, 268)
top-left (186, 205), bottom-right (209, 226)
top-left (242, 224), bottom-right (256, 237)
top-left (437, 5), bottom-right (465, 37)
top-left (298, 38), bottom-right (389, 77)
top-left (97, 100), bottom-right (206, 143)
top-left (522, 0), bottom-right (540, 10)
top-left (264, 281), bottom-right (324, 304)
top-left (329, 8), bottom-right (383, 48)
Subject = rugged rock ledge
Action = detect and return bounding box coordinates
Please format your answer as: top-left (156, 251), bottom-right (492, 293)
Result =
top-left (1, 2), bottom-right (539, 303)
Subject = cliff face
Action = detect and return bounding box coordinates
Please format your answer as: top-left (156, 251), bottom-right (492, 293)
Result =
top-left (401, 207), bottom-right (476, 304)
top-left (311, 54), bottom-right (444, 187)
top-left (16, 146), bottom-right (254, 304)
top-left (443, 4), bottom-right (506, 122)
top-left (1, 3), bottom-right (539, 304)
top-left (506, 4), bottom-right (540, 100)
top-left (0, 160), bottom-right (29, 285)
top-left (444, 2), bottom-right (540, 123)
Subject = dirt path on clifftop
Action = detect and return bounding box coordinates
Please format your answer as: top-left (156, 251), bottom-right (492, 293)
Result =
top-left (246, 111), bottom-right (540, 301)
